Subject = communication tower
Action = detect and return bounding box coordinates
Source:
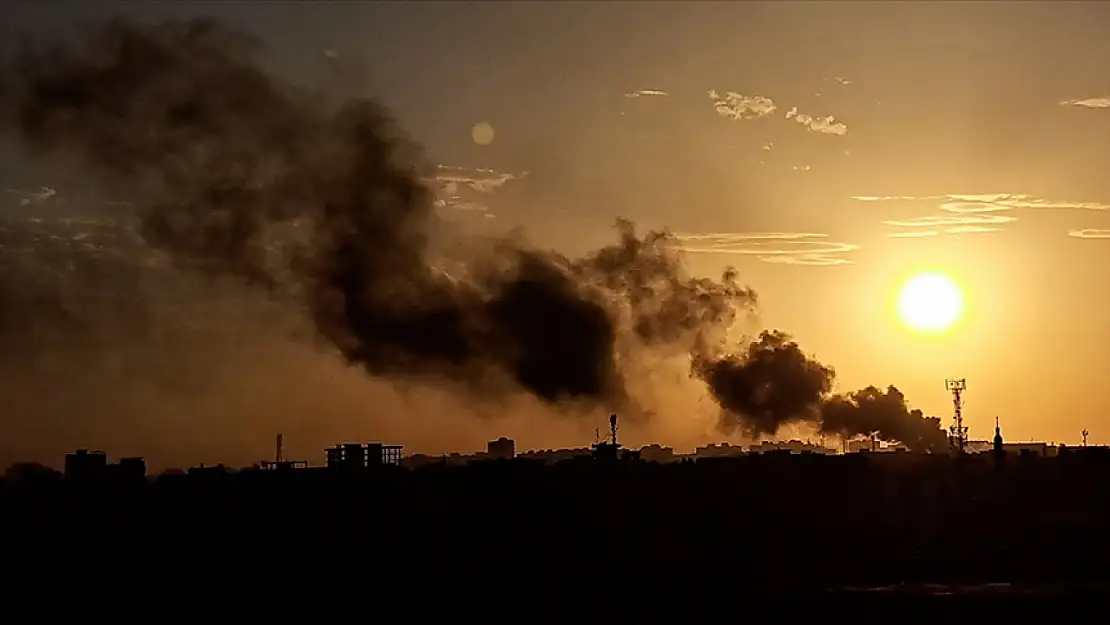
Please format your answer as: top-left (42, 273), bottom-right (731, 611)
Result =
top-left (945, 378), bottom-right (968, 454)
top-left (1082, 429), bottom-right (1089, 447)
top-left (609, 413), bottom-right (619, 447)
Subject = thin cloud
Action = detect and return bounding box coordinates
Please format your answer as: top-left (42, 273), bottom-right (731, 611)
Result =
top-left (1068, 229), bottom-right (1110, 239)
top-left (1060, 97), bottom-right (1110, 109)
top-left (785, 107), bottom-right (848, 136)
top-left (433, 165), bottom-right (524, 194)
top-left (624, 89), bottom-right (668, 98)
top-left (887, 231), bottom-right (940, 239)
top-left (708, 90), bottom-right (777, 120)
top-left (5, 186), bottom-right (57, 206)
top-left (834, 76), bottom-right (852, 86)
top-left (855, 193), bottom-right (1109, 212)
top-left (885, 226), bottom-right (1000, 238)
top-left (852, 195), bottom-right (932, 202)
top-left (883, 214), bottom-right (1016, 228)
top-left (431, 165), bottom-right (525, 219)
top-left (670, 232), bottom-right (857, 266)
top-left (944, 225), bottom-right (1001, 235)
top-left (857, 193), bottom-right (1110, 238)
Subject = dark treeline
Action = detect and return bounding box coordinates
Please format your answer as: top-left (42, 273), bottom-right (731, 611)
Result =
top-left (5, 450), bottom-right (1110, 593)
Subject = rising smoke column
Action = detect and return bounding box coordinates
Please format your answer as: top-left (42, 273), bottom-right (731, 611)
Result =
top-left (819, 386), bottom-right (948, 453)
top-left (0, 18), bottom-right (754, 415)
top-left (696, 331), bottom-right (947, 452)
top-left (695, 331), bottom-right (835, 436)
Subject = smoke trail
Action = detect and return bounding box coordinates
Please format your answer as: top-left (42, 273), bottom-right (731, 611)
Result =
top-left (0, 17), bottom-right (946, 450)
top-left (0, 18), bottom-right (754, 416)
top-left (696, 332), bottom-right (947, 452)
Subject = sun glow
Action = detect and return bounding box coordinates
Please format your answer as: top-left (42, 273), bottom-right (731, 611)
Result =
top-left (895, 271), bottom-right (964, 333)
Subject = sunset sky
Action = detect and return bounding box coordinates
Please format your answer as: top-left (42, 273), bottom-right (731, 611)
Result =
top-left (5, 1), bottom-right (1110, 465)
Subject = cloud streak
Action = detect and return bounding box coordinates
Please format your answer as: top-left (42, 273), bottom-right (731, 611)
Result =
top-left (429, 165), bottom-right (524, 218)
top-left (624, 89), bottom-right (668, 98)
top-left (1068, 229), bottom-right (1110, 239)
top-left (707, 90), bottom-right (777, 120)
top-left (1060, 97), bottom-right (1110, 109)
top-left (433, 165), bottom-right (524, 194)
top-left (671, 232), bottom-right (857, 266)
top-left (5, 186), bottom-right (57, 206)
top-left (785, 107), bottom-right (848, 136)
top-left (855, 193), bottom-right (1110, 238)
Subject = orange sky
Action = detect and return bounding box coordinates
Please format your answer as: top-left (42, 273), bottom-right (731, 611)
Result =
top-left (4, 2), bottom-right (1110, 468)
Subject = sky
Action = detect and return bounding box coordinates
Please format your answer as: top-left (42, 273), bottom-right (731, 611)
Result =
top-left (4, 1), bottom-right (1110, 465)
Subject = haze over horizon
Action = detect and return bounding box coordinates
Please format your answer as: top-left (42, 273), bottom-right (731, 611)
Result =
top-left (2, 1), bottom-right (1109, 469)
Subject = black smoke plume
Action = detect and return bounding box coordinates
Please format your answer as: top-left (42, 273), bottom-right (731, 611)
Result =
top-left (0, 18), bottom-right (753, 416)
top-left (0, 17), bottom-right (946, 450)
top-left (696, 332), bottom-right (948, 452)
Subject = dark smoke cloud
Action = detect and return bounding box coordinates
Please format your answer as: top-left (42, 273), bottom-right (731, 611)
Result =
top-left (0, 18), bottom-right (753, 416)
top-left (697, 332), bottom-right (947, 452)
top-left (0, 17), bottom-right (946, 452)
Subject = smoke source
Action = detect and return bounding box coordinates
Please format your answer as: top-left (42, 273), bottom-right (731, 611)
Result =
top-left (0, 17), bottom-right (947, 452)
top-left (696, 332), bottom-right (948, 452)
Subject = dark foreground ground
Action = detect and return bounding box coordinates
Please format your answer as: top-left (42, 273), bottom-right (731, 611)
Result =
top-left (4, 449), bottom-right (1110, 615)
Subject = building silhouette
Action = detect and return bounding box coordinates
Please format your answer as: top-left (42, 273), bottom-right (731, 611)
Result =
top-left (325, 443), bottom-right (403, 469)
top-left (487, 437), bottom-right (515, 460)
top-left (64, 449), bottom-right (108, 480)
top-left (64, 449), bottom-right (146, 482)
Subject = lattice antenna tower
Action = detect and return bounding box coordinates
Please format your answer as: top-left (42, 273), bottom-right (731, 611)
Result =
top-left (945, 378), bottom-right (968, 454)
top-left (1082, 429), bottom-right (1089, 447)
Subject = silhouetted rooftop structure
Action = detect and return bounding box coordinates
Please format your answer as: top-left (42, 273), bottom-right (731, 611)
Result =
top-left (64, 449), bottom-right (107, 480)
top-left (325, 443), bottom-right (403, 469)
top-left (487, 437), bottom-right (515, 460)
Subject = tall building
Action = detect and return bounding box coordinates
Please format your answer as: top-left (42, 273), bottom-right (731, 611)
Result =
top-left (487, 437), bottom-right (515, 460)
top-left (64, 449), bottom-right (108, 480)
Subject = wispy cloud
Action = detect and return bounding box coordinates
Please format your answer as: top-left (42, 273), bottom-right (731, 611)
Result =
top-left (430, 165), bottom-right (525, 218)
top-left (670, 232), bottom-right (857, 266)
top-left (883, 214), bottom-right (1016, 228)
top-left (1068, 229), bottom-right (1110, 239)
top-left (433, 166), bottom-right (524, 194)
top-left (1060, 97), bottom-right (1110, 109)
top-left (5, 186), bottom-right (57, 206)
top-left (856, 193), bottom-right (1110, 238)
top-left (887, 231), bottom-right (941, 239)
top-left (624, 89), bottom-right (668, 98)
top-left (854, 193), bottom-right (1110, 212)
top-left (834, 76), bottom-right (852, 86)
top-left (708, 90), bottom-right (777, 120)
top-left (785, 107), bottom-right (848, 136)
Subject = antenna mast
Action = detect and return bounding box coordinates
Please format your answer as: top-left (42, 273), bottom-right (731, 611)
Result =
top-left (276, 433), bottom-right (284, 463)
top-left (1082, 429), bottom-right (1089, 447)
top-left (609, 414), bottom-right (619, 447)
top-left (945, 378), bottom-right (968, 454)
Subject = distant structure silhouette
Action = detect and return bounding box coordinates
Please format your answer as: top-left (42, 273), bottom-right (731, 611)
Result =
top-left (1083, 429), bottom-right (1090, 447)
top-left (262, 433), bottom-right (307, 470)
top-left (325, 442), bottom-right (403, 469)
top-left (946, 378), bottom-right (968, 454)
top-left (487, 437), bottom-right (516, 460)
top-left (590, 414), bottom-right (622, 460)
top-left (64, 449), bottom-right (146, 481)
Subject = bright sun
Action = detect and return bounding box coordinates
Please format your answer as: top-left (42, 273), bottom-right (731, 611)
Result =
top-left (896, 272), bottom-right (964, 333)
